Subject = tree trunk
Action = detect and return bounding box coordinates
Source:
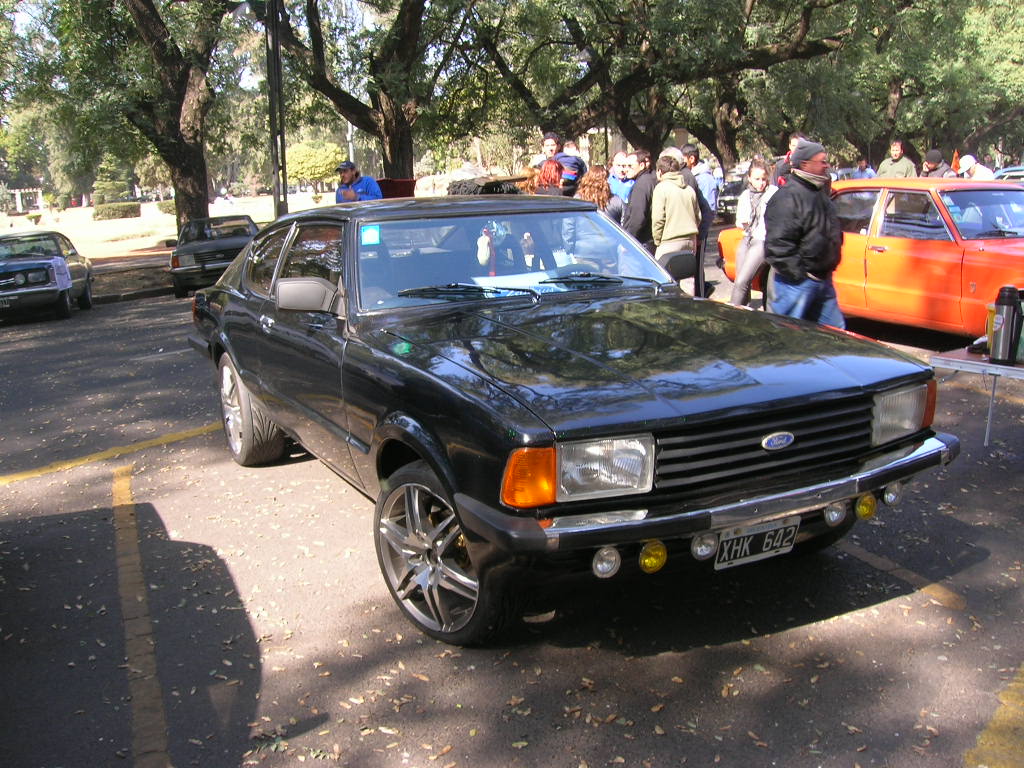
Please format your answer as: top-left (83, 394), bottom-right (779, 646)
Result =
top-left (166, 146), bottom-right (210, 227)
top-left (372, 92), bottom-right (416, 177)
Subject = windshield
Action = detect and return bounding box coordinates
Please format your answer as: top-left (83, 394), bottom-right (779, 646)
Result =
top-left (179, 217), bottom-right (255, 245)
top-left (0, 236), bottom-right (59, 261)
top-left (356, 211), bottom-right (671, 310)
top-left (941, 188), bottom-right (1024, 240)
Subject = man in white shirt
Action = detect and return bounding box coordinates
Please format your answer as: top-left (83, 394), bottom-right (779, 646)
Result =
top-left (959, 154), bottom-right (995, 180)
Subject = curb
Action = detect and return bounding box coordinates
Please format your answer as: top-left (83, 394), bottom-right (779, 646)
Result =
top-left (94, 286), bottom-right (178, 305)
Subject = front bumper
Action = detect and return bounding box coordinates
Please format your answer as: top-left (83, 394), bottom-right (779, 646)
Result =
top-left (170, 263), bottom-right (232, 289)
top-left (455, 433), bottom-right (959, 555)
top-left (0, 285), bottom-right (60, 312)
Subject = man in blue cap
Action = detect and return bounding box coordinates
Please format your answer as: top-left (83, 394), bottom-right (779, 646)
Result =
top-left (335, 160), bottom-right (383, 202)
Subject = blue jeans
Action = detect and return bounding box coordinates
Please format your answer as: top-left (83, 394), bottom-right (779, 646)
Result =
top-left (767, 272), bottom-right (846, 329)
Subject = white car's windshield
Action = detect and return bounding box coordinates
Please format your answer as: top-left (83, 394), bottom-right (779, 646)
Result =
top-left (942, 188), bottom-right (1024, 240)
top-left (356, 211), bottom-right (671, 310)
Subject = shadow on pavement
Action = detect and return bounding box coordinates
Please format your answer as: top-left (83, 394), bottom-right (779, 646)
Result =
top-left (1, 503), bottom-right (275, 766)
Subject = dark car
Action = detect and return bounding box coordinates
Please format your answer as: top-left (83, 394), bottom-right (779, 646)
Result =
top-left (170, 215), bottom-right (259, 297)
top-left (0, 230), bottom-right (94, 320)
top-left (189, 196), bottom-right (959, 644)
top-left (716, 179), bottom-right (743, 223)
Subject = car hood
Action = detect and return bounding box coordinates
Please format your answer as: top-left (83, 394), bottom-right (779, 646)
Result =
top-left (0, 256), bottom-right (55, 272)
top-left (174, 236), bottom-right (252, 256)
top-left (372, 293), bottom-right (928, 435)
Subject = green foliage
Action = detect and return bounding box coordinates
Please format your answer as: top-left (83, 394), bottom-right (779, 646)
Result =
top-left (156, 200), bottom-right (176, 215)
top-left (288, 140), bottom-right (344, 185)
top-left (93, 202), bottom-right (141, 220)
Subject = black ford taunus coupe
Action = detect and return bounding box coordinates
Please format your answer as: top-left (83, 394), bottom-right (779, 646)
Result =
top-left (189, 196), bottom-right (959, 644)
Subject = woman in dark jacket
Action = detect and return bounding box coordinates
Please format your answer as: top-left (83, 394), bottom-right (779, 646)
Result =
top-left (573, 165), bottom-right (624, 224)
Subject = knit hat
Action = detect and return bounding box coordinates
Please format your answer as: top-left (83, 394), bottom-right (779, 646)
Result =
top-left (789, 140), bottom-right (826, 168)
top-left (924, 149), bottom-right (943, 165)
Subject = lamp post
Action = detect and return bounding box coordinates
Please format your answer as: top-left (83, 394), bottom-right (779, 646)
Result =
top-left (265, 0), bottom-right (288, 217)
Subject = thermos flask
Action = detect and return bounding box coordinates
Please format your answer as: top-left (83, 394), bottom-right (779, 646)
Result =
top-left (989, 285), bottom-right (1023, 365)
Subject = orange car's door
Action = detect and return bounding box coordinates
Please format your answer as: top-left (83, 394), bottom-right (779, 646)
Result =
top-left (831, 189), bottom-right (881, 313)
top-left (863, 190), bottom-right (964, 332)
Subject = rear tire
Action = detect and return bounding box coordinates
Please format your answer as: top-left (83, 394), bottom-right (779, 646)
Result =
top-left (54, 289), bottom-right (72, 319)
top-left (218, 356), bottom-right (286, 466)
top-left (374, 461), bottom-right (515, 645)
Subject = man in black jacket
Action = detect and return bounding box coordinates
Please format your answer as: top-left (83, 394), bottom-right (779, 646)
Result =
top-left (621, 150), bottom-right (657, 254)
top-left (763, 140), bottom-right (845, 328)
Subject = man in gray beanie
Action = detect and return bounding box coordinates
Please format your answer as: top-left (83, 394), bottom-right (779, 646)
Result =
top-left (763, 140), bottom-right (845, 328)
top-left (920, 149), bottom-right (955, 178)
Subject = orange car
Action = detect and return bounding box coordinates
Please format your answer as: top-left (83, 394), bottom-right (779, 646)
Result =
top-left (718, 178), bottom-right (1024, 336)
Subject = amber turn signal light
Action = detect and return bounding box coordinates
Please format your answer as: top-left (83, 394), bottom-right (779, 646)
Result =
top-left (501, 446), bottom-right (556, 508)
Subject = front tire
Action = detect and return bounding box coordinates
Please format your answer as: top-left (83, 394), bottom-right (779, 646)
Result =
top-left (374, 461), bottom-right (513, 645)
top-left (78, 280), bottom-right (93, 309)
top-left (173, 279), bottom-right (189, 299)
top-left (218, 356), bottom-right (285, 466)
top-left (54, 289), bottom-right (72, 319)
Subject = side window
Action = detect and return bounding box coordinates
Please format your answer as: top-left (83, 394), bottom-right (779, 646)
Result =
top-left (246, 228), bottom-right (291, 296)
top-left (880, 192), bottom-right (951, 241)
top-left (56, 235), bottom-right (76, 258)
top-left (278, 225), bottom-right (344, 284)
top-left (833, 190), bottom-right (878, 234)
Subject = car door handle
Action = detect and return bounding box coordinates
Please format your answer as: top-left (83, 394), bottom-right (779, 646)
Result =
top-left (259, 315), bottom-right (275, 333)
top-left (868, 245), bottom-right (887, 252)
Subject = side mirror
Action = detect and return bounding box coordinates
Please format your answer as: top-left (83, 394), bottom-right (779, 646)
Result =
top-left (276, 277), bottom-right (338, 313)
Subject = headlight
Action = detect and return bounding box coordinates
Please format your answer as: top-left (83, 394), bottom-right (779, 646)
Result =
top-left (172, 253), bottom-right (195, 268)
top-left (871, 381), bottom-right (935, 446)
top-left (501, 434), bottom-right (655, 508)
top-left (14, 273), bottom-right (27, 285)
top-left (557, 434), bottom-right (654, 501)
top-left (27, 270), bottom-right (49, 284)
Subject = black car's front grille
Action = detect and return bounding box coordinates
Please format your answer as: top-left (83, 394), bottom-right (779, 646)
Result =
top-left (655, 395), bottom-right (875, 504)
top-left (195, 248), bottom-right (239, 266)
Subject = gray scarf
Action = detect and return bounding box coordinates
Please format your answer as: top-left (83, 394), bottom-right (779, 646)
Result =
top-left (792, 168), bottom-right (830, 188)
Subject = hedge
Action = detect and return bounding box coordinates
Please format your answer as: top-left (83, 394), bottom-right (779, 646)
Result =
top-left (156, 200), bottom-right (175, 215)
top-left (93, 202), bottom-right (142, 220)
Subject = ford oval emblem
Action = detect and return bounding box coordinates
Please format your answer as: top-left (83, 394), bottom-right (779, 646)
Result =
top-left (761, 431), bottom-right (796, 451)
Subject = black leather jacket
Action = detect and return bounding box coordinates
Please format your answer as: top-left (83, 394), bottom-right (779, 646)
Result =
top-left (763, 174), bottom-right (841, 282)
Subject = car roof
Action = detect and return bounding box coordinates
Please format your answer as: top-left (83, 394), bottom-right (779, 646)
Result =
top-left (0, 230), bottom-right (65, 243)
top-left (831, 178), bottom-right (1018, 192)
top-left (269, 195), bottom-right (597, 227)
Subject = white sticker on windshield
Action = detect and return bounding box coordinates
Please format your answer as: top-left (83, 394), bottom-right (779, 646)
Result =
top-left (360, 225), bottom-right (381, 246)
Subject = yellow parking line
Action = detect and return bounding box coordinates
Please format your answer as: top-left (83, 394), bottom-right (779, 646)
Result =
top-left (112, 465), bottom-right (172, 768)
top-left (964, 663), bottom-right (1024, 767)
top-left (837, 540), bottom-right (967, 611)
top-left (0, 422), bottom-right (220, 487)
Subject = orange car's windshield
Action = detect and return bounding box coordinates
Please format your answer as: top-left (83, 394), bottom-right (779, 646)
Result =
top-left (941, 188), bottom-right (1024, 240)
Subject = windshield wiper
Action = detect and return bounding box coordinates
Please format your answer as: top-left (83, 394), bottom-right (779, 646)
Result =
top-left (398, 283), bottom-right (539, 300)
top-left (539, 272), bottom-right (624, 285)
top-left (972, 228), bottom-right (1018, 238)
top-left (540, 272), bottom-right (667, 293)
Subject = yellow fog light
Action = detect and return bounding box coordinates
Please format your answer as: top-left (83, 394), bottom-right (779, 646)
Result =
top-left (855, 493), bottom-right (877, 520)
top-left (638, 540), bottom-right (668, 574)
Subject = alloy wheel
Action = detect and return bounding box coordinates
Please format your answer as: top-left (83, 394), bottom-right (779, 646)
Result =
top-left (377, 482), bottom-right (479, 635)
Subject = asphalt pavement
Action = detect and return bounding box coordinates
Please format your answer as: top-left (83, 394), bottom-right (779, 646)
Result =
top-left (2, 282), bottom-right (1023, 768)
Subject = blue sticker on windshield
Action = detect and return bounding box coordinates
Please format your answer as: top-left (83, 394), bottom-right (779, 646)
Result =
top-left (360, 225), bottom-right (381, 246)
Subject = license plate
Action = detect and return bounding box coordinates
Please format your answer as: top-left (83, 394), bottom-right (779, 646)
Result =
top-left (714, 516), bottom-right (800, 570)
top-left (0, 297), bottom-right (11, 308)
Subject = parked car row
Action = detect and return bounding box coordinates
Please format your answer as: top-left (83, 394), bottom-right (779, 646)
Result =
top-left (0, 231), bottom-right (94, 321)
top-left (719, 177), bottom-right (1024, 337)
top-left (188, 195), bottom-right (959, 644)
